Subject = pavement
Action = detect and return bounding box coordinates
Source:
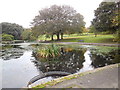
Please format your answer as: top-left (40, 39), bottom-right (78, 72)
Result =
top-left (55, 42), bottom-right (120, 47)
top-left (42, 64), bottom-right (119, 88)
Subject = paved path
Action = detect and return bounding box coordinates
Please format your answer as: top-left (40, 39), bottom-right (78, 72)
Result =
top-left (44, 64), bottom-right (119, 88)
top-left (55, 42), bottom-right (120, 47)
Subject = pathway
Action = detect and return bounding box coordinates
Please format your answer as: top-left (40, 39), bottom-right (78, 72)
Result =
top-left (33, 64), bottom-right (119, 88)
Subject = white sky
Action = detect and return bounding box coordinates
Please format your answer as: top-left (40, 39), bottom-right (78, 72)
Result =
top-left (0, 0), bottom-right (103, 28)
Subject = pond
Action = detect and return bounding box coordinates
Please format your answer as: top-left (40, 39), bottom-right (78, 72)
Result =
top-left (1, 43), bottom-right (119, 88)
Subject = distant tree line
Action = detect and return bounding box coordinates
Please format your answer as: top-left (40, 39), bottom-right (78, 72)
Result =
top-left (1, 22), bottom-right (24, 40)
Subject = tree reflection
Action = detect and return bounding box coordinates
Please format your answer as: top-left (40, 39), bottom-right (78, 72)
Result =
top-left (32, 47), bottom-right (86, 74)
top-left (90, 49), bottom-right (120, 68)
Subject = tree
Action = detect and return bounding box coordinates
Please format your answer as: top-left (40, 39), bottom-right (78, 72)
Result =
top-left (92, 1), bottom-right (120, 33)
top-left (31, 5), bottom-right (85, 40)
top-left (21, 29), bottom-right (37, 41)
top-left (82, 27), bottom-right (89, 33)
top-left (89, 25), bottom-right (97, 37)
top-left (1, 22), bottom-right (24, 40)
top-left (21, 29), bottom-right (31, 40)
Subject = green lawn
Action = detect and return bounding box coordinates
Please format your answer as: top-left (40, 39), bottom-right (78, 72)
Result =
top-left (38, 34), bottom-right (117, 44)
top-left (62, 34), bottom-right (115, 43)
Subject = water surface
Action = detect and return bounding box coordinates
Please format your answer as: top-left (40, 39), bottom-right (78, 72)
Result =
top-left (1, 43), bottom-right (119, 88)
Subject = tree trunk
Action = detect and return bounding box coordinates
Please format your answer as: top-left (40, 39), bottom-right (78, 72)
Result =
top-left (51, 35), bottom-right (54, 41)
top-left (56, 33), bottom-right (60, 40)
top-left (61, 33), bottom-right (63, 39)
top-left (95, 33), bottom-right (97, 37)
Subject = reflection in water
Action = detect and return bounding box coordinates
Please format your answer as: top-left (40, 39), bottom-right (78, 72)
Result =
top-left (1, 43), bottom-right (119, 88)
top-left (2, 44), bottom-right (39, 88)
top-left (32, 45), bottom-right (120, 74)
top-left (33, 48), bottom-right (85, 74)
top-left (1, 45), bottom-right (24, 60)
top-left (1, 44), bottom-right (34, 60)
top-left (90, 49), bottom-right (120, 68)
top-left (79, 50), bottom-right (94, 72)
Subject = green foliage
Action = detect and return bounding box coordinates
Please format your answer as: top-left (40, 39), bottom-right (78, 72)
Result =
top-left (1, 22), bottom-right (24, 40)
top-left (113, 30), bottom-right (120, 43)
top-left (89, 25), bottom-right (96, 33)
top-left (32, 5), bottom-right (85, 40)
top-left (1, 45), bottom-right (14, 50)
top-left (92, 2), bottom-right (120, 33)
top-left (82, 27), bottom-right (89, 33)
top-left (21, 29), bottom-right (37, 41)
top-left (45, 35), bottom-right (50, 40)
top-left (29, 34), bottom-right (37, 41)
top-left (91, 46), bottom-right (118, 54)
top-left (21, 29), bottom-right (31, 40)
top-left (2, 34), bottom-right (14, 41)
top-left (36, 44), bottom-right (61, 59)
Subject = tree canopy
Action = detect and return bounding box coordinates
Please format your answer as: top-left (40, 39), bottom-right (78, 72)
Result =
top-left (31, 5), bottom-right (85, 40)
top-left (1, 22), bottom-right (24, 40)
top-left (92, 1), bottom-right (120, 33)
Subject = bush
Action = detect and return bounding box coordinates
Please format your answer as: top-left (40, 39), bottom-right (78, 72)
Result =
top-left (113, 30), bottom-right (120, 42)
top-left (35, 44), bottom-right (61, 59)
top-left (2, 34), bottom-right (14, 41)
top-left (21, 29), bottom-right (37, 41)
top-left (21, 29), bottom-right (31, 40)
top-left (29, 35), bottom-right (37, 41)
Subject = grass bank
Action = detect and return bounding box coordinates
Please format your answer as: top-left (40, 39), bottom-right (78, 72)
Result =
top-left (60, 34), bottom-right (115, 43)
top-left (38, 34), bottom-right (117, 44)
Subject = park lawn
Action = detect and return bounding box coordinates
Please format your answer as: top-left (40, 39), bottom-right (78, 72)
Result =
top-left (38, 34), bottom-right (116, 44)
top-left (61, 34), bottom-right (115, 43)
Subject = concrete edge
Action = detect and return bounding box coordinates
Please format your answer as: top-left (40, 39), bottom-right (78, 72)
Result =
top-left (32, 63), bottom-right (119, 88)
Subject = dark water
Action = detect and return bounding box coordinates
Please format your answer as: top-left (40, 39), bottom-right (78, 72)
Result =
top-left (32, 44), bottom-right (119, 74)
top-left (1, 43), bottom-right (119, 88)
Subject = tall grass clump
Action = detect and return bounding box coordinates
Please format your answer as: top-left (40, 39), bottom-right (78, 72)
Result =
top-left (36, 44), bottom-right (61, 59)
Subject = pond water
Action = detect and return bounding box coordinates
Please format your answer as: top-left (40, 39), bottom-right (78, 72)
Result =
top-left (1, 43), bottom-right (119, 88)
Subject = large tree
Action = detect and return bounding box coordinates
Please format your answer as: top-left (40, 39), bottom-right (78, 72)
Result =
top-left (32, 5), bottom-right (85, 40)
top-left (1, 22), bottom-right (24, 40)
top-left (92, 1), bottom-right (120, 33)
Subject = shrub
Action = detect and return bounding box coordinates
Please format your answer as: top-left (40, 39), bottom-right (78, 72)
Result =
top-left (113, 30), bottom-right (120, 42)
top-left (2, 34), bottom-right (14, 41)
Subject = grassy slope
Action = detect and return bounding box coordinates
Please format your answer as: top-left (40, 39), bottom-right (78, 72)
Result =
top-left (61, 34), bottom-right (115, 43)
top-left (38, 34), bottom-right (116, 44)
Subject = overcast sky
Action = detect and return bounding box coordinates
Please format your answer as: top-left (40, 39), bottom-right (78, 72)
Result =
top-left (0, 0), bottom-right (103, 28)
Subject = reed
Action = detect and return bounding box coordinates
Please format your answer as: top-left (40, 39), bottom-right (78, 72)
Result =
top-left (36, 44), bottom-right (61, 58)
